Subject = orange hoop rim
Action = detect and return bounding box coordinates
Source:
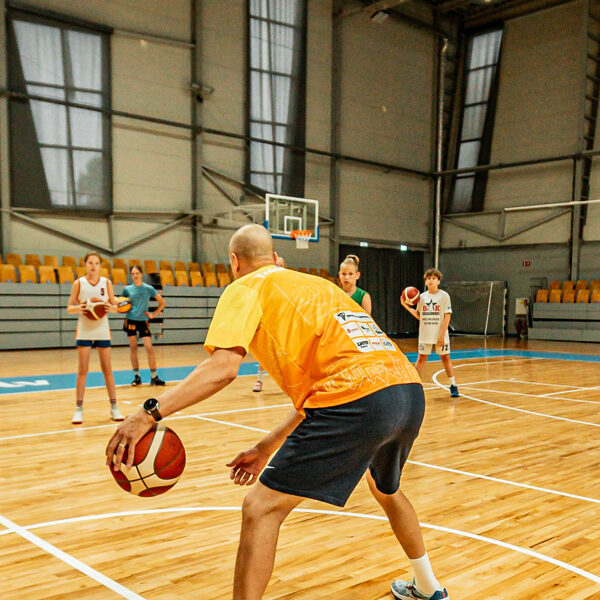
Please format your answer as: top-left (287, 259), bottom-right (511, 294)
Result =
top-left (290, 229), bottom-right (312, 239)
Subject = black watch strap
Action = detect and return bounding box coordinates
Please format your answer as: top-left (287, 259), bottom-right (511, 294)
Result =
top-left (144, 398), bottom-right (163, 422)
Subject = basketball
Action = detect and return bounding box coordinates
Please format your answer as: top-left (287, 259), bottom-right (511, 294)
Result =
top-left (83, 297), bottom-right (109, 320)
top-left (110, 423), bottom-right (186, 497)
top-left (116, 296), bottom-right (132, 313)
top-left (402, 286), bottom-right (420, 307)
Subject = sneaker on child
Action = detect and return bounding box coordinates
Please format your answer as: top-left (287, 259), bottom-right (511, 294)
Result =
top-left (391, 578), bottom-right (449, 600)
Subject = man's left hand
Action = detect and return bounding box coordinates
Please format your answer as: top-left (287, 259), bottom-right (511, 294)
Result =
top-left (106, 410), bottom-right (155, 471)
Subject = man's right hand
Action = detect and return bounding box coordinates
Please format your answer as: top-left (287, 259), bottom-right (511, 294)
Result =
top-left (227, 447), bottom-right (271, 486)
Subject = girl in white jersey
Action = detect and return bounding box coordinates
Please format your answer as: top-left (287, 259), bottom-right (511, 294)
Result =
top-left (67, 251), bottom-right (125, 424)
top-left (401, 268), bottom-right (459, 398)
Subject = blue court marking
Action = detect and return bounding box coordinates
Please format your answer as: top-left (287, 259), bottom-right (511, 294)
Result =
top-left (0, 348), bottom-right (598, 396)
top-left (0, 362), bottom-right (260, 396)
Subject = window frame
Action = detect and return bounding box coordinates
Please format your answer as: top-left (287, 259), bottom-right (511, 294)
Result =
top-left (448, 27), bottom-right (503, 214)
top-left (245, 0), bottom-right (307, 198)
top-left (7, 6), bottom-right (112, 213)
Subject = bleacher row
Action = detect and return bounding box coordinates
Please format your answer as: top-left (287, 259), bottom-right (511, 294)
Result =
top-left (0, 253), bottom-right (338, 288)
top-left (535, 280), bottom-right (600, 304)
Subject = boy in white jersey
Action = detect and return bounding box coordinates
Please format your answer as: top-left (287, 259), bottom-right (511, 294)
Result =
top-left (401, 268), bottom-right (459, 398)
top-left (67, 251), bottom-right (125, 423)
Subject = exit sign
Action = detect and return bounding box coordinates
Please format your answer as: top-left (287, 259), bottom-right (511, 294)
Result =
top-left (522, 261), bottom-right (531, 267)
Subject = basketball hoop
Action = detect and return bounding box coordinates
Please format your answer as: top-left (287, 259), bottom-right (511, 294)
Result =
top-left (290, 229), bottom-right (312, 249)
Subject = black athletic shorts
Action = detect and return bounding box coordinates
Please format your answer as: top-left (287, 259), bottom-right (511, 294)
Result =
top-left (259, 383), bottom-right (425, 507)
top-left (123, 318), bottom-right (151, 338)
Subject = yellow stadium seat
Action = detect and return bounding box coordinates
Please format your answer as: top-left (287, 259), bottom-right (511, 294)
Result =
top-left (175, 270), bottom-right (189, 286)
top-left (575, 280), bottom-right (588, 290)
top-left (217, 272), bottom-right (231, 287)
top-left (43, 255), bottom-right (59, 267)
top-left (62, 256), bottom-right (77, 269)
top-left (201, 262), bottom-right (214, 278)
top-left (215, 263), bottom-right (227, 274)
top-left (174, 261), bottom-right (187, 273)
top-left (18, 264), bottom-right (37, 283)
top-left (298, 267), bottom-right (309, 274)
top-left (190, 271), bottom-right (204, 287)
top-left (25, 254), bottom-right (41, 267)
top-left (144, 260), bottom-right (158, 274)
top-left (101, 257), bottom-right (111, 270)
top-left (99, 267), bottom-right (109, 279)
top-left (129, 259), bottom-right (142, 271)
top-left (113, 258), bottom-right (127, 271)
top-left (112, 268), bottom-right (127, 286)
top-left (57, 266), bottom-right (75, 284)
top-left (591, 290), bottom-right (600, 303)
top-left (75, 266), bottom-right (87, 278)
top-left (562, 289), bottom-right (575, 303)
top-left (204, 272), bottom-right (217, 287)
top-left (160, 270), bottom-right (174, 287)
top-left (576, 289), bottom-right (590, 303)
top-left (535, 289), bottom-right (549, 303)
top-left (548, 280), bottom-right (561, 290)
top-left (309, 268), bottom-right (319, 276)
top-left (549, 289), bottom-right (562, 303)
top-left (562, 280), bottom-right (575, 290)
top-left (188, 261), bottom-right (200, 273)
top-left (590, 280), bottom-right (600, 291)
top-left (319, 269), bottom-right (330, 278)
top-left (159, 260), bottom-right (172, 273)
top-left (0, 264), bottom-right (17, 282)
top-left (5, 253), bottom-right (22, 266)
top-left (38, 265), bottom-right (56, 284)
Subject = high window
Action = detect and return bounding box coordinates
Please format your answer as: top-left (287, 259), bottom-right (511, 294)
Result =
top-left (8, 9), bottom-right (111, 210)
top-left (449, 29), bottom-right (503, 213)
top-left (247, 0), bottom-right (307, 197)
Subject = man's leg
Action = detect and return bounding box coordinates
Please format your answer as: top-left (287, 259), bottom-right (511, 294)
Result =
top-left (366, 471), bottom-right (444, 597)
top-left (233, 482), bottom-right (303, 600)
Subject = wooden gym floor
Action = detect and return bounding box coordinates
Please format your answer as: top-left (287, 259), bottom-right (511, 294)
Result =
top-left (0, 337), bottom-right (599, 599)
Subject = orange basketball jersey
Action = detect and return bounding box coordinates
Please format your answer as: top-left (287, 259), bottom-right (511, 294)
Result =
top-left (204, 266), bottom-right (421, 412)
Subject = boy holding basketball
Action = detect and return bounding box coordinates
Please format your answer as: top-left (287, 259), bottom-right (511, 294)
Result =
top-left (108, 225), bottom-right (449, 600)
top-left (401, 268), bottom-right (459, 398)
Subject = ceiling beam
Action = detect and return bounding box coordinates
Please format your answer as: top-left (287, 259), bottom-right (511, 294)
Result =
top-left (464, 0), bottom-right (576, 28)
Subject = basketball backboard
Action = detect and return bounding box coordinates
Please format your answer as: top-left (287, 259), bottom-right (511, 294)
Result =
top-left (264, 194), bottom-right (319, 242)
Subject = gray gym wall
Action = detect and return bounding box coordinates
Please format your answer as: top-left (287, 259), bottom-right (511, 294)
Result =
top-left (440, 1), bottom-right (600, 334)
top-left (0, 0), bottom-right (435, 270)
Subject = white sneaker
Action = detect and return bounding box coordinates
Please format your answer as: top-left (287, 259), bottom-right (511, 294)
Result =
top-left (111, 406), bottom-right (125, 422)
top-left (72, 407), bottom-right (83, 424)
top-left (252, 380), bottom-right (263, 392)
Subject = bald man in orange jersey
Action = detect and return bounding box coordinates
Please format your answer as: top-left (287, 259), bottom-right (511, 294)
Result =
top-left (107, 225), bottom-right (449, 600)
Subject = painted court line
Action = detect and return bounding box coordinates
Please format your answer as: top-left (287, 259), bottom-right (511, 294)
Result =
top-left (433, 368), bottom-right (600, 427)
top-left (0, 512), bottom-right (146, 600)
top-left (179, 415), bottom-right (600, 506)
top-left (1, 508), bottom-right (598, 586)
top-left (459, 385), bottom-right (600, 406)
top-left (541, 385), bottom-right (600, 397)
top-left (0, 403), bottom-right (290, 442)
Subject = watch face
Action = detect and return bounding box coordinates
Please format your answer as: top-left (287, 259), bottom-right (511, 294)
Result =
top-left (144, 398), bottom-right (158, 411)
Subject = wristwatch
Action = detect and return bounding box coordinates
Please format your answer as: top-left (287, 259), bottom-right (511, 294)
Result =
top-left (143, 398), bottom-right (163, 422)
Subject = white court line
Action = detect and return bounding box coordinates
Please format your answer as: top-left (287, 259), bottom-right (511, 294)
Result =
top-left (459, 385), bottom-right (600, 406)
top-left (0, 403), bottom-right (290, 442)
top-left (186, 416), bottom-right (600, 506)
top-left (1, 507), bottom-right (598, 586)
top-left (193, 415), bottom-right (270, 434)
top-left (433, 367), bottom-right (600, 427)
top-left (541, 385), bottom-right (600, 397)
top-left (0, 512), bottom-right (146, 599)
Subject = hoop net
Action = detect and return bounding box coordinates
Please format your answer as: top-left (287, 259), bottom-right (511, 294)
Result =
top-left (290, 230), bottom-right (312, 249)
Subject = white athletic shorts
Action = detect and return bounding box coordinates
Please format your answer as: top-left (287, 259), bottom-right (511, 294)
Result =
top-left (418, 340), bottom-right (450, 356)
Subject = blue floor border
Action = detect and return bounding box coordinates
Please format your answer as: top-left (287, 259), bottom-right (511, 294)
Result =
top-left (0, 348), bottom-right (598, 396)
